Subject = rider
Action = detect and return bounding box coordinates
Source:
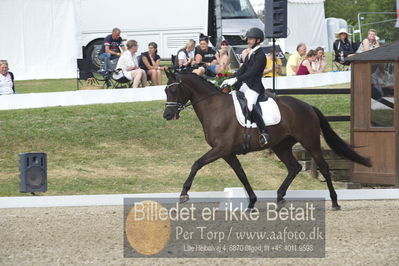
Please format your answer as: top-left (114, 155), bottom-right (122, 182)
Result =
top-left (221, 27), bottom-right (270, 145)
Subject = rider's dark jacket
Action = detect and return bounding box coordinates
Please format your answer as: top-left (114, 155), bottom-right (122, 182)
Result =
top-left (234, 46), bottom-right (266, 94)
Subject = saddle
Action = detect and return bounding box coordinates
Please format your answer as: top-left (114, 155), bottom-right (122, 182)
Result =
top-left (231, 90), bottom-right (281, 128)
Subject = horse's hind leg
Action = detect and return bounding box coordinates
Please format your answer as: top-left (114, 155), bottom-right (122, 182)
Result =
top-left (180, 147), bottom-right (224, 203)
top-left (223, 154), bottom-right (257, 209)
top-left (300, 139), bottom-right (340, 210)
top-left (310, 150), bottom-right (340, 210)
top-left (273, 137), bottom-right (302, 204)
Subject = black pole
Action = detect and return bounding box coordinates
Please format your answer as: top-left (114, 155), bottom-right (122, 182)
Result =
top-left (272, 37), bottom-right (276, 94)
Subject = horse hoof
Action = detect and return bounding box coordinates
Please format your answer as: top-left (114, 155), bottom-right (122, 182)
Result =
top-left (247, 202), bottom-right (255, 209)
top-left (277, 199), bottom-right (286, 206)
top-left (332, 205), bottom-right (341, 211)
top-left (276, 199), bottom-right (286, 210)
top-left (244, 206), bottom-right (257, 214)
top-left (180, 194), bottom-right (189, 203)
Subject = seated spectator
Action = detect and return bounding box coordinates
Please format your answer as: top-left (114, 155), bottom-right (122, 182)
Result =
top-left (98, 27), bottom-right (126, 72)
top-left (139, 42), bottom-right (165, 85)
top-left (333, 28), bottom-right (354, 65)
top-left (0, 60), bottom-right (15, 95)
top-left (192, 34), bottom-right (218, 76)
top-left (371, 63), bottom-right (394, 99)
top-left (286, 43), bottom-right (307, 76)
top-left (312, 47), bottom-right (327, 73)
top-left (296, 50), bottom-right (318, 76)
top-left (263, 49), bottom-right (282, 77)
top-left (176, 39), bottom-right (196, 68)
top-left (240, 47), bottom-right (251, 66)
top-left (215, 40), bottom-right (231, 73)
top-left (115, 40), bottom-right (147, 88)
top-left (357, 29), bottom-right (380, 53)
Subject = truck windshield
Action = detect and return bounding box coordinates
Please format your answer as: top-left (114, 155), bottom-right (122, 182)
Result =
top-left (222, 0), bottom-right (258, 19)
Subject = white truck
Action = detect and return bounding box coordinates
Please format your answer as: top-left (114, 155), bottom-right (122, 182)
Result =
top-left (80, 0), bottom-right (264, 67)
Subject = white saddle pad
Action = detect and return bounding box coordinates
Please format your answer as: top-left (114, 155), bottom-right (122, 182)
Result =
top-left (231, 90), bottom-right (281, 128)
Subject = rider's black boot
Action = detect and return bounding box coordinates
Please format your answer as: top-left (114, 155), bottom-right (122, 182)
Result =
top-left (251, 104), bottom-right (271, 146)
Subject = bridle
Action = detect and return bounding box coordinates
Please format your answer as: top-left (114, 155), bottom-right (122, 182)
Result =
top-left (165, 81), bottom-right (220, 111)
top-left (165, 82), bottom-right (187, 110)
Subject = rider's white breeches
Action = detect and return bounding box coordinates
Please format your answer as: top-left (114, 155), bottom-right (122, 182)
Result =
top-left (239, 83), bottom-right (259, 112)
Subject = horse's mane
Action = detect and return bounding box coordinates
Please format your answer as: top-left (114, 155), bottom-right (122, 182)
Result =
top-left (176, 72), bottom-right (223, 93)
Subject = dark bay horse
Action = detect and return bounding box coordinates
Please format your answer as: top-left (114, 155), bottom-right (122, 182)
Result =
top-left (162, 70), bottom-right (371, 210)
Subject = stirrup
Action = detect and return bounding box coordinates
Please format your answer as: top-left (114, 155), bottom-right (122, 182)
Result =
top-left (259, 133), bottom-right (270, 146)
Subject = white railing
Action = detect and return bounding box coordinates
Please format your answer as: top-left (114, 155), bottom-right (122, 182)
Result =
top-left (1, 187), bottom-right (398, 209)
top-left (1, 71), bottom-right (351, 111)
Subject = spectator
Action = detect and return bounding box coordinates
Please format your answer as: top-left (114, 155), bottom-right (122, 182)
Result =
top-left (215, 40), bottom-right (231, 73)
top-left (240, 47), bottom-right (251, 66)
top-left (263, 49), bottom-right (282, 77)
top-left (177, 39), bottom-right (196, 68)
top-left (286, 43), bottom-right (307, 76)
top-left (371, 63), bottom-right (394, 99)
top-left (296, 50), bottom-right (318, 76)
top-left (333, 28), bottom-right (354, 65)
top-left (312, 47), bottom-right (327, 73)
top-left (115, 40), bottom-right (147, 88)
top-left (357, 29), bottom-right (380, 53)
top-left (0, 60), bottom-right (14, 95)
top-left (139, 42), bottom-right (165, 85)
top-left (192, 34), bottom-right (218, 76)
top-left (98, 27), bottom-right (126, 72)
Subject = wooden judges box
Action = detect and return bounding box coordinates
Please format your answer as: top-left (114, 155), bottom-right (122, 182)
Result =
top-left (346, 42), bottom-right (399, 186)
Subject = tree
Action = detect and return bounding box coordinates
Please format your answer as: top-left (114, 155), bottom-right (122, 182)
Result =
top-left (325, 0), bottom-right (399, 43)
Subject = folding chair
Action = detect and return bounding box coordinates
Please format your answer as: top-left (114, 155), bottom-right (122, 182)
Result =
top-left (171, 54), bottom-right (177, 66)
top-left (77, 58), bottom-right (112, 89)
top-left (109, 68), bottom-right (133, 88)
top-left (332, 52), bottom-right (348, 71)
top-left (136, 55), bottom-right (153, 86)
top-left (352, 42), bottom-right (361, 53)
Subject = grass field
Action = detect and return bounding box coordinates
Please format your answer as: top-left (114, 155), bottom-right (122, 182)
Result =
top-left (0, 80), bottom-right (350, 196)
top-left (7, 56), bottom-right (351, 197)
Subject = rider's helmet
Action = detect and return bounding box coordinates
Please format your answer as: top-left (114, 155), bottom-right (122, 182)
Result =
top-left (245, 27), bottom-right (264, 43)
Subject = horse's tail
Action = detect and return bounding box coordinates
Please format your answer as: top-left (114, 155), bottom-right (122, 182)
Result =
top-left (312, 106), bottom-right (372, 167)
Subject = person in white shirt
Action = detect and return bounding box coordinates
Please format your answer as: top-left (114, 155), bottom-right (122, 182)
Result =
top-left (0, 60), bottom-right (14, 95)
top-left (311, 47), bottom-right (327, 73)
top-left (357, 29), bottom-right (380, 53)
top-left (115, 40), bottom-right (147, 88)
top-left (177, 39), bottom-right (195, 67)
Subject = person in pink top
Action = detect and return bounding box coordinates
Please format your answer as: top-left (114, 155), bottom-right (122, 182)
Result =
top-left (296, 50), bottom-right (318, 75)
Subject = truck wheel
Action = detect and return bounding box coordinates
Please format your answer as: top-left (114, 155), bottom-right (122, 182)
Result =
top-left (84, 39), bottom-right (104, 69)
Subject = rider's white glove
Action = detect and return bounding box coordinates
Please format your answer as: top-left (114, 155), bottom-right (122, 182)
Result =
top-left (221, 77), bottom-right (237, 87)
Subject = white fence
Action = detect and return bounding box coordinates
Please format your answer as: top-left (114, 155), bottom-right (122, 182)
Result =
top-left (0, 71), bottom-right (351, 111)
top-left (0, 86), bottom-right (165, 111)
top-left (1, 187), bottom-right (399, 209)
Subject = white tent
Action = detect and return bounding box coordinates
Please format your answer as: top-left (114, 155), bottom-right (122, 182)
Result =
top-left (2, 0), bottom-right (328, 80)
top-left (284, 0), bottom-right (328, 53)
top-left (0, 0), bottom-right (81, 80)
top-left (250, 0), bottom-right (329, 53)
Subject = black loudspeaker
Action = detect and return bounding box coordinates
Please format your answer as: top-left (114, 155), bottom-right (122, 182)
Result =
top-left (264, 0), bottom-right (288, 38)
top-left (19, 153), bottom-right (47, 193)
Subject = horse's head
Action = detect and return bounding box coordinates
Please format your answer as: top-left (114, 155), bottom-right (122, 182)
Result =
top-left (163, 69), bottom-right (189, 120)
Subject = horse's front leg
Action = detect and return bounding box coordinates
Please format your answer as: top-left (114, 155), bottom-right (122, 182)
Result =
top-left (180, 147), bottom-right (224, 203)
top-left (223, 154), bottom-right (257, 209)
